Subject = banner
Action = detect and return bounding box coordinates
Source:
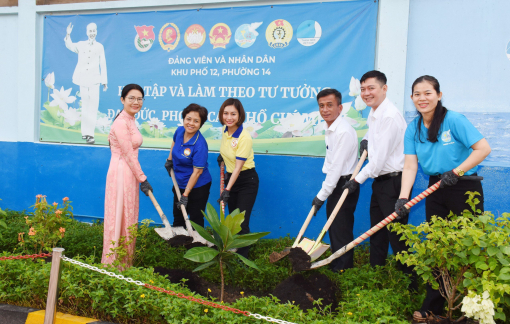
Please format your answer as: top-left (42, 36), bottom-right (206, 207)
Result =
top-left (40, 1), bottom-right (377, 156)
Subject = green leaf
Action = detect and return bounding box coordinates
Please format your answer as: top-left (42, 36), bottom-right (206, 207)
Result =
top-left (184, 247), bottom-right (218, 263)
top-left (475, 261), bottom-right (488, 270)
top-left (471, 247), bottom-right (481, 256)
top-left (223, 211), bottom-right (245, 236)
top-left (464, 272), bottom-right (474, 278)
top-left (192, 260), bottom-right (217, 272)
top-left (495, 311), bottom-right (506, 321)
top-left (488, 247), bottom-right (499, 257)
top-left (463, 278), bottom-right (471, 287)
top-left (501, 246), bottom-right (510, 256)
top-left (204, 203), bottom-right (221, 234)
top-left (461, 237), bottom-right (473, 246)
top-left (235, 253), bottom-right (260, 271)
top-left (226, 232), bottom-right (270, 250)
top-left (0, 219), bottom-right (6, 229)
top-left (218, 224), bottom-right (233, 250)
top-left (189, 221), bottom-right (219, 246)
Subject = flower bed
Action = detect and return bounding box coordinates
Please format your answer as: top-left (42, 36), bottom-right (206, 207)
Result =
top-left (1, 208), bottom-right (420, 323)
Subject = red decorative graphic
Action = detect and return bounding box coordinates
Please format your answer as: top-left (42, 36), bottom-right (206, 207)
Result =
top-left (134, 25), bottom-right (155, 40)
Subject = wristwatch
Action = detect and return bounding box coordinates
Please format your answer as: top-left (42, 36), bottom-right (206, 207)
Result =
top-left (454, 168), bottom-right (465, 177)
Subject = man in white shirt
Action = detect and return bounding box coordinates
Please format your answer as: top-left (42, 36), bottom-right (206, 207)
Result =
top-left (311, 89), bottom-right (359, 272)
top-left (342, 71), bottom-right (414, 284)
top-left (65, 22), bottom-right (108, 145)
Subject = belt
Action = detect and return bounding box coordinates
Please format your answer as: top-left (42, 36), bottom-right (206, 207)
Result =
top-left (340, 174), bottom-right (352, 180)
top-left (374, 171), bottom-right (402, 182)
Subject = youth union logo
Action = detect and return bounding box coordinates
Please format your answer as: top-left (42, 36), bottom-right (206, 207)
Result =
top-left (231, 139), bottom-right (238, 148)
top-left (235, 22), bottom-right (263, 48)
top-left (266, 19), bottom-right (293, 49)
top-left (159, 23), bottom-right (180, 52)
top-left (441, 129), bottom-right (452, 143)
top-left (209, 23), bottom-right (232, 49)
top-left (184, 148), bottom-right (191, 156)
top-left (184, 24), bottom-right (206, 49)
top-left (134, 25), bottom-right (155, 52)
top-left (297, 20), bottom-right (322, 46)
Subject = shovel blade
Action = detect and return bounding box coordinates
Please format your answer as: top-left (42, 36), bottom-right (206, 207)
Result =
top-left (269, 247), bottom-right (291, 263)
top-left (296, 238), bottom-right (330, 261)
top-left (154, 227), bottom-right (176, 241)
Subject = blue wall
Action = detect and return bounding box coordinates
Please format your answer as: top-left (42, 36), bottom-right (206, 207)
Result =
top-left (0, 141), bottom-right (507, 244)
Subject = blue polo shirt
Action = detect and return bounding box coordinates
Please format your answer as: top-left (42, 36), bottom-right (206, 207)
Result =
top-left (172, 126), bottom-right (212, 189)
top-left (404, 111), bottom-right (484, 176)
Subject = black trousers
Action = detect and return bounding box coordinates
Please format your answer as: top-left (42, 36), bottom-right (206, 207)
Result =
top-left (369, 174), bottom-right (415, 280)
top-left (225, 168), bottom-right (259, 258)
top-left (326, 176), bottom-right (360, 271)
top-left (172, 181), bottom-right (211, 228)
top-left (420, 175), bottom-right (484, 316)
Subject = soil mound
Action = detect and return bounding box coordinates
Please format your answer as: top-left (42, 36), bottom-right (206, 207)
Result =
top-left (153, 267), bottom-right (200, 292)
top-left (184, 242), bottom-right (208, 250)
top-left (167, 235), bottom-right (194, 247)
top-left (272, 273), bottom-right (337, 311)
top-left (288, 247), bottom-right (311, 272)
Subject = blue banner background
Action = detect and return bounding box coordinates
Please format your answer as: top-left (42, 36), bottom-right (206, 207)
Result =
top-left (41, 1), bottom-right (377, 155)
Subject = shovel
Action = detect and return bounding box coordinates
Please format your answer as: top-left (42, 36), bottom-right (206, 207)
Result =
top-left (309, 175), bottom-right (484, 269)
top-left (269, 150), bottom-right (368, 263)
top-left (220, 162), bottom-right (226, 214)
top-left (170, 168), bottom-right (214, 247)
top-left (305, 150), bottom-right (368, 261)
top-left (147, 190), bottom-right (187, 240)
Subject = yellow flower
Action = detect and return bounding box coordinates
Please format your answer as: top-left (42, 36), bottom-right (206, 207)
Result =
top-left (240, 291), bottom-right (244, 295)
top-left (208, 288), bottom-right (211, 292)
top-left (140, 294), bottom-right (145, 298)
top-left (149, 280), bottom-right (154, 284)
top-left (356, 294), bottom-right (360, 296)
top-left (348, 312), bottom-right (353, 316)
top-left (204, 309), bottom-right (208, 313)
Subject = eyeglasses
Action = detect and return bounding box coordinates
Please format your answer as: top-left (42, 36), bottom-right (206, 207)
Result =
top-left (127, 96), bottom-right (144, 103)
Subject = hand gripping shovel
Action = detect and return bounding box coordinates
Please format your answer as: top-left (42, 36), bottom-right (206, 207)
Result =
top-left (147, 190), bottom-right (187, 240)
top-left (269, 150), bottom-right (368, 263)
top-left (304, 150), bottom-right (368, 261)
top-left (309, 175), bottom-right (483, 270)
top-left (170, 168), bottom-right (214, 247)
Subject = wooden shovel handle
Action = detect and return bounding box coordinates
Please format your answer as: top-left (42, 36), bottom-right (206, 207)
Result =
top-left (291, 207), bottom-right (315, 248)
top-left (220, 162), bottom-right (226, 214)
top-left (313, 150), bottom-right (368, 246)
top-left (148, 190), bottom-right (172, 229)
top-left (170, 168), bottom-right (194, 236)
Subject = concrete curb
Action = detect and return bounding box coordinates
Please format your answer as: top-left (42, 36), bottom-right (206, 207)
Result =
top-left (0, 304), bottom-right (117, 324)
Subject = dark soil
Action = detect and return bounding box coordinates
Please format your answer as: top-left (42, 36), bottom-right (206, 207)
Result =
top-left (271, 273), bottom-right (337, 311)
top-left (425, 315), bottom-right (473, 324)
top-left (288, 247), bottom-right (311, 272)
top-left (184, 242), bottom-right (208, 250)
top-left (153, 267), bottom-right (260, 303)
top-left (167, 235), bottom-right (194, 247)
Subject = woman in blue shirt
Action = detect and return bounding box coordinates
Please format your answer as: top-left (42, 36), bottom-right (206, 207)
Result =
top-left (394, 75), bottom-right (491, 322)
top-left (165, 104), bottom-right (212, 228)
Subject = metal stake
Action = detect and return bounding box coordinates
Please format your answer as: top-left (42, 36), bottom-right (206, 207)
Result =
top-left (44, 247), bottom-right (65, 324)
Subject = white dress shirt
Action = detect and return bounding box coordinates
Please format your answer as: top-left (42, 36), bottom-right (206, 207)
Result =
top-left (65, 37), bottom-right (107, 87)
top-left (355, 97), bottom-right (406, 184)
top-left (317, 116), bottom-right (358, 201)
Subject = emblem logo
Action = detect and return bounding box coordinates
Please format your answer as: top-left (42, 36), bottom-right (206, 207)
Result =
top-left (134, 25), bottom-right (155, 52)
top-left (231, 139), bottom-right (238, 148)
top-left (209, 23), bottom-right (232, 49)
top-left (266, 19), bottom-right (293, 49)
top-left (184, 24), bottom-right (206, 49)
top-left (159, 23), bottom-right (180, 52)
top-left (184, 148), bottom-right (191, 156)
top-left (441, 130), bottom-right (452, 143)
top-left (297, 20), bottom-right (322, 47)
top-left (235, 22), bottom-right (263, 48)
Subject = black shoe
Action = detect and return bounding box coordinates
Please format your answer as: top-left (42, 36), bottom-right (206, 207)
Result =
top-left (86, 136), bottom-right (95, 144)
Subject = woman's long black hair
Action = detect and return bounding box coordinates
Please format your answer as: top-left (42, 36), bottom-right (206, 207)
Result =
top-left (412, 75), bottom-right (447, 143)
top-left (109, 84), bottom-right (144, 147)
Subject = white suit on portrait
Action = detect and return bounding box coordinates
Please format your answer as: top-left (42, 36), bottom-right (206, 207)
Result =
top-left (64, 22), bottom-right (107, 144)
